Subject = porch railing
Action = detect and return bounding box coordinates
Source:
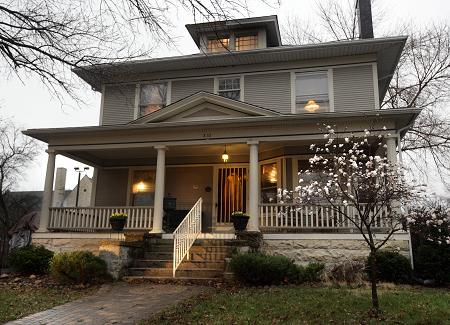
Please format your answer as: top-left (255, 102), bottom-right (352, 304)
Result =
top-left (260, 203), bottom-right (390, 230)
top-left (48, 206), bottom-right (153, 231)
top-left (173, 197), bottom-right (202, 277)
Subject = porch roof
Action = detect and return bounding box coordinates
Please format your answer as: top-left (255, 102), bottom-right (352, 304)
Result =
top-left (24, 108), bottom-right (421, 145)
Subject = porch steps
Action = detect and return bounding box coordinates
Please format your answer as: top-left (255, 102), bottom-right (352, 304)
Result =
top-left (125, 238), bottom-right (233, 282)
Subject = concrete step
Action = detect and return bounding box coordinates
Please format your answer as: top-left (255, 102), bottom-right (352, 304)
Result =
top-left (128, 267), bottom-right (224, 278)
top-left (144, 251), bottom-right (173, 260)
top-left (134, 259), bottom-right (224, 269)
top-left (190, 245), bottom-right (231, 253)
top-left (143, 244), bottom-right (173, 253)
top-left (193, 239), bottom-right (228, 246)
top-left (123, 276), bottom-right (223, 284)
top-left (188, 251), bottom-right (229, 261)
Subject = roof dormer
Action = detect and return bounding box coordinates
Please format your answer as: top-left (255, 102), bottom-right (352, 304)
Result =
top-left (185, 15), bottom-right (282, 53)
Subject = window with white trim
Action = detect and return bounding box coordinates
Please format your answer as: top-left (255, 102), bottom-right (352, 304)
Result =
top-left (295, 71), bottom-right (329, 113)
top-left (207, 38), bottom-right (230, 53)
top-left (235, 34), bottom-right (258, 51)
top-left (139, 83), bottom-right (167, 117)
top-left (218, 77), bottom-right (241, 100)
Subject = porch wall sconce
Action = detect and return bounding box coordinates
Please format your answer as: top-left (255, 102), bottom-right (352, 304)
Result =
top-left (304, 99), bottom-right (320, 112)
top-left (221, 145), bottom-right (229, 162)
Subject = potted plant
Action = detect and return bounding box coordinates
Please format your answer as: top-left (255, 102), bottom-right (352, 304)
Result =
top-left (230, 211), bottom-right (250, 231)
top-left (109, 212), bottom-right (128, 231)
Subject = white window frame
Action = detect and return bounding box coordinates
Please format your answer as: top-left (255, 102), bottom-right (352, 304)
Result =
top-left (291, 68), bottom-right (334, 114)
top-left (134, 81), bottom-right (171, 119)
top-left (214, 75), bottom-right (245, 101)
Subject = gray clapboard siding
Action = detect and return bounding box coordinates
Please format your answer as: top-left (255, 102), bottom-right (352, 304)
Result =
top-left (171, 78), bottom-right (214, 103)
top-left (333, 65), bottom-right (375, 112)
top-left (95, 169), bottom-right (129, 206)
top-left (244, 72), bottom-right (291, 114)
top-left (102, 84), bottom-right (136, 125)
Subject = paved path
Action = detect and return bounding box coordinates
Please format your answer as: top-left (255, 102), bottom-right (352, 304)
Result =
top-left (6, 283), bottom-right (208, 325)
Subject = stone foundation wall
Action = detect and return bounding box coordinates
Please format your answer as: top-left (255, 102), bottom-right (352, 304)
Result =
top-left (99, 240), bottom-right (139, 280)
top-left (33, 237), bottom-right (105, 255)
top-left (262, 238), bottom-right (410, 266)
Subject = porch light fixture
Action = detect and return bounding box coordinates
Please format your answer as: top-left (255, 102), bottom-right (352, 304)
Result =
top-left (304, 99), bottom-right (320, 112)
top-left (221, 145), bottom-right (229, 163)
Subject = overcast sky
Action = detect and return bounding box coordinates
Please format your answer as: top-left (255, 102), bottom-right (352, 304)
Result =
top-left (1, 0), bottom-right (449, 195)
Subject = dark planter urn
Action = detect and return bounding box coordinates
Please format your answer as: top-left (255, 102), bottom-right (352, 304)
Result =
top-left (110, 218), bottom-right (127, 231)
top-left (231, 215), bottom-right (250, 231)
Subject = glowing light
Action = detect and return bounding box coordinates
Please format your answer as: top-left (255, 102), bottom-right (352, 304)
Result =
top-left (304, 100), bottom-right (320, 112)
top-left (222, 145), bottom-right (229, 162)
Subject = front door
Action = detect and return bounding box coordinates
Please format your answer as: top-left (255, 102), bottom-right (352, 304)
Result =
top-left (215, 166), bottom-right (248, 224)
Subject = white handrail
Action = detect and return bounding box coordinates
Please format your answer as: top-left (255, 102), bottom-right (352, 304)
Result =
top-left (173, 197), bottom-right (202, 277)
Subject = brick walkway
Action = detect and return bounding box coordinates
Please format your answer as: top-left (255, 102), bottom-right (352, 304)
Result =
top-left (6, 283), bottom-right (208, 325)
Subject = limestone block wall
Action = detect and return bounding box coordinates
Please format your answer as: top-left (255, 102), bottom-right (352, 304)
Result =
top-left (262, 235), bottom-right (411, 266)
top-left (99, 240), bottom-right (137, 280)
top-left (32, 233), bottom-right (123, 255)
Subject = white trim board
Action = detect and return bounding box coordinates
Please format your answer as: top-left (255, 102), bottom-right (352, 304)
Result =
top-left (263, 233), bottom-right (410, 240)
top-left (33, 232), bottom-right (125, 240)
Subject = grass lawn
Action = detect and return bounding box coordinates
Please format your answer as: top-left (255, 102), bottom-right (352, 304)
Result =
top-left (144, 285), bottom-right (450, 325)
top-left (0, 284), bottom-right (95, 324)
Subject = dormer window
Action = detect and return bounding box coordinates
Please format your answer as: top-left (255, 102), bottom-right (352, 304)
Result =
top-left (295, 71), bottom-right (329, 113)
top-left (218, 77), bottom-right (241, 100)
top-left (207, 38), bottom-right (230, 53)
top-left (139, 82), bottom-right (167, 117)
top-left (236, 34), bottom-right (258, 51)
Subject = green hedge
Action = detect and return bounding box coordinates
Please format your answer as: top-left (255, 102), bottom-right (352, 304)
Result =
top-left (50, 251), bottom-right (109, 284)
top-left (415, 244), bottom-right (450, 285)
top-left (8, 245), bottom-right (54, 275)
top-left (366, 250), bottom-right (412, 284)
top-left (229, 252), bottom-right (324, 286)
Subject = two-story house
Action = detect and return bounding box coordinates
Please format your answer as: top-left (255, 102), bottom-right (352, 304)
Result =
top-left (25, 4), bottom-right (421, 278)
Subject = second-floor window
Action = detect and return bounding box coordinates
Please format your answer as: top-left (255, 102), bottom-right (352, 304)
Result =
top-left (218, 77), bottom-right (241, 100)
top-left (139, 83), bottom-right (167, 117)
top-left (236, 35), bottom-right (258, 51)
top-left (295, 71), bottom-right (329, 113)
top-left (207, 38), bottom-right (230, 53)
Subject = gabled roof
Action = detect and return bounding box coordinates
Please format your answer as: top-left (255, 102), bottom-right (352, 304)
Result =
top-left (130, 91), bottom-right (281, 124)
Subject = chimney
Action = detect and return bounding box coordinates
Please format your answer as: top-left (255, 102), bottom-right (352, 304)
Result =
top-left (356, 0), bottom-right (374, 39)
top-left (52, 167), bottom-right (67, 207)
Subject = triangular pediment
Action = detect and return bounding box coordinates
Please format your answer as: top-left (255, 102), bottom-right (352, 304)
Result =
top-left (130, 91), bottom-right (280, 124)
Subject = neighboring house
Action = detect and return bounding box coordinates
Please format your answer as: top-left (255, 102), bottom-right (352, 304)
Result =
top-left (24, 2), bottom-right (420, 271)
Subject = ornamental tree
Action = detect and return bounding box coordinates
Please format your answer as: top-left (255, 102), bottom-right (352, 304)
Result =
top-left (284, 125), bottom-right (421, 315)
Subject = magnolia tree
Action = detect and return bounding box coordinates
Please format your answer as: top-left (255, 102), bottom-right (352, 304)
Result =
top-left (282, 125), bottom-right (421, 315)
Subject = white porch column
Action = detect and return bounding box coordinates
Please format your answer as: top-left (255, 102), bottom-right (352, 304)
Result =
top-left (38, 149), bottom-right (57, 232)
top-left (386, 136), bottom-right (397, 163)
top-left (247, 141), bottom-right (260, 232)
top-left (151, 145), bottom-right (167, 233)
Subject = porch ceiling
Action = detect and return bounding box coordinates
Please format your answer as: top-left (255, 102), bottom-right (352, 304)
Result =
top-left (60, 141), bottom-right (314, 167)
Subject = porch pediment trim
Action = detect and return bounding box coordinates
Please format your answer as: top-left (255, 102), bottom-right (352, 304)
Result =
top-left (129, 91), bottom-right (281, 124)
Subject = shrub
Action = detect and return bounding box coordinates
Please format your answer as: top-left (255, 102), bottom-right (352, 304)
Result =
top-left (327, 260), bottom-right (365, 285)
top-left (299, 263), bottom-right (325, 283)
top-left (8, 245), bottom-right (54, 275)
top-left (50, 251), bottom-right (109, 284)
top-left (415, 244), bottom-right (450, 285)
top-left (229, 253), bottom-right (299, 286)
top-left (229, 252), bottom-right (324, 286)
top-left (366, 250), bottom-right (412, 284)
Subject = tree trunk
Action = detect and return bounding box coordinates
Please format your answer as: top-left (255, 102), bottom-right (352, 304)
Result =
top-left (369, 250), bottom-right (380, 316)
